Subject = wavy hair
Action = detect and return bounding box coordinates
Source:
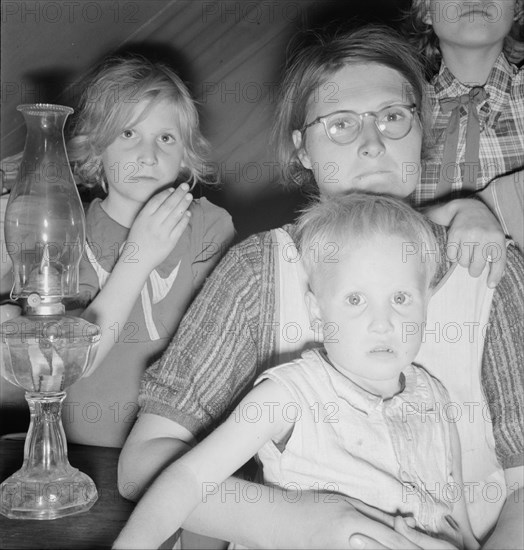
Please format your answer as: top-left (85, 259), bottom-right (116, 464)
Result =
top-left (68, 55), bottom-right (215, 191)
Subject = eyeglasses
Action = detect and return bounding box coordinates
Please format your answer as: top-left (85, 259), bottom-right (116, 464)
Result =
top-left (300, 104), bottom-right (418, 145)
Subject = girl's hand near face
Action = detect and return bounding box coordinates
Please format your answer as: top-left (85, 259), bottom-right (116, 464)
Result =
top-left (126, 184), bottom-right (192, 276)
top-left (78, 184), bottom-right (192, 376)
top-left (424, 199), bottom-right (507, 288)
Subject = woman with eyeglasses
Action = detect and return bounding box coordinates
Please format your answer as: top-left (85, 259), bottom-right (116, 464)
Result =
top-left (117, 25), bottom-right (523, 550)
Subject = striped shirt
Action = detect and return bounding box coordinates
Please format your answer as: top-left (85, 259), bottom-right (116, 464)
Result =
top-left (417, 53), bottom-right (524, 204)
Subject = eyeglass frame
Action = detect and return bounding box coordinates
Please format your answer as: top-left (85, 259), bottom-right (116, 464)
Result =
top-left (299, 103), bottom-right (419, 145)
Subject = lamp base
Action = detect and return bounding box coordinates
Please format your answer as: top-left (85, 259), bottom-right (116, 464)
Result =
top-left (0, 392), bottom-right (98, 520)
top-left (0, 467), bottom-right (97, 520)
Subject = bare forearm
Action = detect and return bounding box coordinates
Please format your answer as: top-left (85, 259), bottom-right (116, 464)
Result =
top-left (121, 453), bottom-right (421, 549)
top-left (118, 437), bottom-right (277, 548)
top-left (183, 481), bottom-right (428, 550)
top-left (180, 477), bottom-right (282, 548)
top-left (118, 435), bottom-right (191, 501)
top-left (116, 473), bottom-right (287, 549)
top-left (114, 462), bottom-right (201, 549)
top-left (82, 259), bottom-right (150, 373)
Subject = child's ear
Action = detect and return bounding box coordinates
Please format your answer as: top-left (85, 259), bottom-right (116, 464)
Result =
top-left (305, 289), bottom-right (322, 326)
top-left (292, 130), bottom-right (312, 170)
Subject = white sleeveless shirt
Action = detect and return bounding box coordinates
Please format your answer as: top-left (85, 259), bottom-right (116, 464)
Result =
top-left (271, 227), bottom-right (505, 540)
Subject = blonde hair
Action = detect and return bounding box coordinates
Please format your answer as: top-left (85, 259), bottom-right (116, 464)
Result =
top-left (296, 192), bottom-right (439, 292)
top-left (68, 55), bottom-right (215, 191)
top-left (402, 0), bottom-right (524, 77)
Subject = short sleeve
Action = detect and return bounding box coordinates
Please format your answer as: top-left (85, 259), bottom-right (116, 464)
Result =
top-left (188, 197), bottom-right (235, 290)
top-left (138, 232), bottom-right (276, 438)
top-left (482, 242), bottom-right (524, 469)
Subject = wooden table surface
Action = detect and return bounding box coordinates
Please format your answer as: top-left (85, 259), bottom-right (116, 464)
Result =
top-left (0, 440), bottom-right (135, 549)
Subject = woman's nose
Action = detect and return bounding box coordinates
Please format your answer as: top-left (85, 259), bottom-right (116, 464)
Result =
top-left (357, 118), bottom-right (386, 158)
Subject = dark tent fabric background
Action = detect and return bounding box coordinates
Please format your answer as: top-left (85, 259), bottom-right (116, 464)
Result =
top-left (1, 0), bottom-right (409, 239)
top-left (0, 0), bottom-right (408, 434)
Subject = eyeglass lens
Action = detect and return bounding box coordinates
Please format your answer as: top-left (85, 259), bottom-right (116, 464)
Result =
top-left (326, 105), bottom-right (414, 144)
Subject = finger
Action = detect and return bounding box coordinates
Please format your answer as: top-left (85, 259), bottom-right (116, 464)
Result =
top-left (160, 191), bottom-right (193, 225)
top-left (142, 184), bottom-right (191, 217)
top-left (486, 241), bottom-right (506, 289)
top-left (155, 184), bottom-right (192, 215)
top-left (465, 242), bottom-right (486, 278)
top-left (394, 516), bottom-right (416, 531)
top-left (392, 517), bottom-right (424, 549)
top-left (403, 529), bottom-right (458, 550)
top-left (348, 534), bottom-right (388, 549)
top-left (160, 193), bottom-right (193, 235)
top-left (446, 239), bottom-right (460, 264)
top-left (348, 532), bottom-right (421, 550)
top-left (168, 210), bottom-right (191, 242)
top-left (348, 521), bottom-right (423, 550)
top-left (163, 183), bottom-right (192, 208)
top-left (405, 518), bottom-right (417, 529)
top-left (143, 190), bottom-right (191, 232)
top-left (141, 187), bottom-right (178, 213)
top-left (345, 498), bottom-right (395, 528)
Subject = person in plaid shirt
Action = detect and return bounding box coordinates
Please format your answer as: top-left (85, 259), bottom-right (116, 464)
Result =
top-left (404, 0), bottom-right (524, 246)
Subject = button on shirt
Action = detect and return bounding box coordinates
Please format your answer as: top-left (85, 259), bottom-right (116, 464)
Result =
top-left (417, 53), bottom-right (524, 204)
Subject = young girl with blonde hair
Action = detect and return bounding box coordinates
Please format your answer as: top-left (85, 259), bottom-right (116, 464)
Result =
top-left (64, 55), bottom-right (234, 447)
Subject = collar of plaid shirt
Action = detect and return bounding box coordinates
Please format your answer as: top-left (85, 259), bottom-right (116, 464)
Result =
top-left (433, 52), bottom-right (517, 128)
top-left (430, 53), bottom-right (518, 198)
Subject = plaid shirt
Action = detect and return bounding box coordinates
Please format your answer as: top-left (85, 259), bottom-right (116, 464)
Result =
top-left (417, 53), bottom-right (524, 204)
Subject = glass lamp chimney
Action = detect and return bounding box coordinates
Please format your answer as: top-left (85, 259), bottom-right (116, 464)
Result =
top-left (4, 104), bottom-right (85, 306)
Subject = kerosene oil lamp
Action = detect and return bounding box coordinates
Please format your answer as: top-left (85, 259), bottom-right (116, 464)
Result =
top-left (0, 104), bottom-right (101, 519)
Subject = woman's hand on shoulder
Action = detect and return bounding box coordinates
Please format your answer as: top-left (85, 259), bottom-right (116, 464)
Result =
top-left (425, 198), bottom-right (506, 288)
top-left (126, 184), bottom-right (193, 272)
